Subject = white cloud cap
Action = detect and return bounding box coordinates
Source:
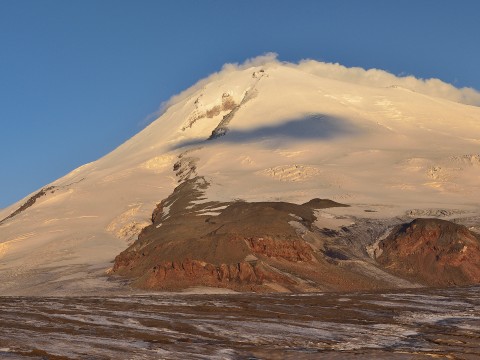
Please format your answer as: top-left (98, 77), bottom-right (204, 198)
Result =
top-left (292, 59), bottom-right (480, 106)
top-left (150, 54), bottom-right (480, 124)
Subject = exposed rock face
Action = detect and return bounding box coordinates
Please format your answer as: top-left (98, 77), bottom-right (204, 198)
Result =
top-left (0, 186), bottom-right (55, 224)
top-left (376, 218), bottom-right (480, 286)
top-left (246, 237), bottom-right (314, 262)
top-left (112, 177), bottom-right (388, 292)
top-left (139, 259), bottom-right (299, 291)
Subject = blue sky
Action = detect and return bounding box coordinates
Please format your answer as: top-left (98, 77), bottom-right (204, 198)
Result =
top-left (1, 0), bottom-right (479, 208)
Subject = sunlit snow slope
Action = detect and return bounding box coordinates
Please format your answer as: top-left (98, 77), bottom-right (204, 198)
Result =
top-left (1, 60), bottom-right (479, 295)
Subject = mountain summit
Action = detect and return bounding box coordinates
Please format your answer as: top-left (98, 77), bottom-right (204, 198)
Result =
top-left (1, 59), bottom-right (480, 294)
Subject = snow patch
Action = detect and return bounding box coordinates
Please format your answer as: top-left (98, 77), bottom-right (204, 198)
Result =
top-left (258, 165), bottom-right (322, 182)
top-left (141, 155), bottom-right (176, 173)
top-left (106, 205), bottom-right (150, 243)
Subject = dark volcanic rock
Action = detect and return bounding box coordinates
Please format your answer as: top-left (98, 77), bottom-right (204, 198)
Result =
top-left (111, 177), bottom-right (383, 292)
top-left (302, 198), bottom-right (349, 209)
top-left (376, 218), bottom-right (480, 286)
top-left (0, 186), bottom-right (55, 225)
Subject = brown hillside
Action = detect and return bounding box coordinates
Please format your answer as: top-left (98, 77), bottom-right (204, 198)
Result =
top-left (112, 177), bottom-right (386, 292)
top-left (376, 218), bottom-right (480, 286)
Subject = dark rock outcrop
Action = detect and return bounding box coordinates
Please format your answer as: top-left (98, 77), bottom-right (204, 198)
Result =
top-left (111, 177), bottom-right (381, 292)
top-left (0, 186), bottom-right (55, 225)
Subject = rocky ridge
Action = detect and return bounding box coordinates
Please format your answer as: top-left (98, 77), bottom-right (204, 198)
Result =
top-left (112, 176), bottom-right (390, 292)
top-left (374, 218), bottom-right (480, 286)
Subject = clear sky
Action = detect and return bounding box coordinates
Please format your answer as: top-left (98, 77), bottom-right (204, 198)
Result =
top-left (1, 0), bottom-right (479, 208)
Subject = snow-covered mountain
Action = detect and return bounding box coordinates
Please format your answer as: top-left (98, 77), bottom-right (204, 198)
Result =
top-left (1, 59), bottom-right (480, 295)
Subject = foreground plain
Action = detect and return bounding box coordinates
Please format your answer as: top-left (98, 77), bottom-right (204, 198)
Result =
top-left (0, 286), bottom-right (479, 359)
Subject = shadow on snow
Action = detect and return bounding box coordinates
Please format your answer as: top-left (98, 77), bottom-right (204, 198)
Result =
top-left (171, 113), bottom-right (362, 150)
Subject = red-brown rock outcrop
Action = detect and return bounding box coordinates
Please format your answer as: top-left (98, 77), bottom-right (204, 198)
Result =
top-left (376, 218), bottom-right (480, 286)
top-left (247, 237), bottom-right (314, 262)
top-left (138, 259), bottom-right (298, 292)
